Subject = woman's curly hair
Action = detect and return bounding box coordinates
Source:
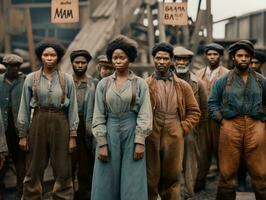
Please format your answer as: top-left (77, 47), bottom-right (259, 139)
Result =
top-left (106, 35), bottom-right (138, 63)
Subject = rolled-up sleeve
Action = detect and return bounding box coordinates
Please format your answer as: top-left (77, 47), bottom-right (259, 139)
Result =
top-left (17, 74), bottom-right (33, 138)
top-left (135, 79), bottom-right (153, 144)
top-left (66, 76), bottom-right (79, 136)
top-left (92, 80), bottom-right (108, 146)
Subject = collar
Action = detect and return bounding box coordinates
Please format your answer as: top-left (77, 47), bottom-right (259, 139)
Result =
top-left (73, 74), bottom-right (90, 84)
top-left (154, 70), bottom-right (173, 81)
top-left (110, 70), bottom-right (136, 81)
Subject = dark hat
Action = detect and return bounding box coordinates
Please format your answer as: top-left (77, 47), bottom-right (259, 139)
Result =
top-left (35, 39), bottom-right (65, 62)
top-left (253, 50), bottom-right (266, 64)
top-left (96, 55), bottom-right (113, 70)
top-left (204, 43), bottom-right (224, 55)
top-left (228, 40), bottom-right (254, 56)
top-left (152, 42), bottom-right (173, 58)
top-left (70, 50), bottom-right (92, 62)
top-left (2, 54), bottom-right (24, 65)
top-left (174, 46), bottom-right (194, 57)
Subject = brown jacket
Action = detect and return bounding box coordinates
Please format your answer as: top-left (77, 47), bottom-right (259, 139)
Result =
top-left (146, 73), bottom-right (201, 134)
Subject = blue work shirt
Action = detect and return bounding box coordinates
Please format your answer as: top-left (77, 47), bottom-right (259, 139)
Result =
top-left (208, 69), bottom-right (266, 122)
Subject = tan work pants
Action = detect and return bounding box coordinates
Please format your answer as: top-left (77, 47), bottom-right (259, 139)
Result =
top-left (146, 111), bottom-right (184, 200)
top-left (217, 117), bottom-right (266, 200)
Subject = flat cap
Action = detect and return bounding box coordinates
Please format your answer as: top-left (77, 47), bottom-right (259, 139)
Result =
top-left (204, 43), bottom-right (224, 55)
top-left (228, 40), bottom-right (254, 56)
top-left (174, 46), bottom-right (194, 57)
top-left (97, 55), bottom-right (109, 63)
top-left (70, 50), bottom-right (92, 62)
top-left (96, 55), bottom-right (113, 70)
top-left (2, 54), bottom-right (24, 65)
top-left (253, 50), bottom-right (266, 64)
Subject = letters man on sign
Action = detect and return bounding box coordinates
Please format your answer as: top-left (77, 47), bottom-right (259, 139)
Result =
top-left (163, 2), bottom-right (188, 26)
top-left (51, 0), bottom-right (79, 23)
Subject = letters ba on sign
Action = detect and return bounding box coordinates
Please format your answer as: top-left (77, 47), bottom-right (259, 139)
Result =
top-left (163, 2), bottom-right (188, 26)
top-left (51, 0), bottom-right (79, 24)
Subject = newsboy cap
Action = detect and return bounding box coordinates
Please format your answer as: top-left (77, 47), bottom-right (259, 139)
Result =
top-left (174, 46), bottom-right (194, 57)
top-left (96, 55), bottom-right (113, 71)
top-left (70, 50), bottom-right (92, 62)
top-left (204, 43), bottom-right (224, 55)
top-left (228, 40), bottom-right (254, 56)
top-left (253, 50), bottom-right (266, 64)
top-left (2, 54), bottom-right (24, 65)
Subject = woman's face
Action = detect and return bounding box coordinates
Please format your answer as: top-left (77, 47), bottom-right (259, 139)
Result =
top-left (112, 49), bottom-right (129, 73)
top-left (41, 47), bottom-right (58, 68)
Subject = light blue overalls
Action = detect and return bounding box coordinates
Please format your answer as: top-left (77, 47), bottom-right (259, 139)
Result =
top-left (91, 72), bottom-right (152, 200)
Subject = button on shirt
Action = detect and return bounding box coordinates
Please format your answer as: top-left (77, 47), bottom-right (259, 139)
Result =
top-left (208, 69), bottom-right (266, 122)
top-left (17, 69), bottom-right (79, 137)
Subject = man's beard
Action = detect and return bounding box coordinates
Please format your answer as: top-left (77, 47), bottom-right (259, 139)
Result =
top-left (235, 62), bottom-right (249, 72)
top-left (174, 64), bottom-right (189, 74)
top-left (156, 65), bottom-right (169, 73)
top-left (73, 68), bottom-right (87, 76)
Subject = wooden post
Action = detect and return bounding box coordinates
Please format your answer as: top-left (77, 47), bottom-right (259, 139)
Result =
top-left (182, 0), bottom-right (189, 48)
top-left (26, 7), bottom-right (37, 72)
top-left (206, 0), bottom-right (212, 43)
top-left (114, 0), bottom-right (123, 35)
top-left (3, 0), bottom-right (11, 53)
top-left (158, 1), bottom-right (166, 42)
top-left (146, 2), bottom-right (155, 63)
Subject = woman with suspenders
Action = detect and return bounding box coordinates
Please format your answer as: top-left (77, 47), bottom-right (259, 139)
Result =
top-left (17, 40), bottom-right (79, 200)
top-left (91, 35), bottom-right (152, 200)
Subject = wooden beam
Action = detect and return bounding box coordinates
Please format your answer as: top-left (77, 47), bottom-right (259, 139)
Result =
top-left (11, 2), bottom-right (88, 8)
top-left (147, 3), bottom-right (155, 63)
top-left (158, 2), bottom-right (166, 42)
top-left (25, 7), bottom-right (37, 72)
top-left (3, 0), bottom-right (11, 53)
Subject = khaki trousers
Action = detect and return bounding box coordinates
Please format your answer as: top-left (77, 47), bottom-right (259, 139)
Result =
top-left (146, 111), bottom-right (184, 200)
top-left (217, 117), bottom-right (266, 200)
top-left (22, 109), bottom-right (73, 200)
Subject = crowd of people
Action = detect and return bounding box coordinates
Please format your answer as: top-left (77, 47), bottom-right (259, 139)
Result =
top-left (0, 35), bottom-right (265, 200)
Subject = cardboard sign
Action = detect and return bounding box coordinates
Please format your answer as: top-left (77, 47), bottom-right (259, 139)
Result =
top-left (51, 0), bottom-right (79, 24)
top-left (163, 2), bottom-right (188, 26)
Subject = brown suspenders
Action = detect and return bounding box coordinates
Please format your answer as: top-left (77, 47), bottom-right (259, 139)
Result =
top-left (32, 69), bottom-right (66, 107)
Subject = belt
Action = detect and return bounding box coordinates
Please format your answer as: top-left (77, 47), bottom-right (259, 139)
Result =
top-left (153, 110), bottom-right (180, 120)
top-left (34, 106), bottom-right (66, 113)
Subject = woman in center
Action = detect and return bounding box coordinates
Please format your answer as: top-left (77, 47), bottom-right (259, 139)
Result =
top-left (91, 35), bottom-right (152, 200)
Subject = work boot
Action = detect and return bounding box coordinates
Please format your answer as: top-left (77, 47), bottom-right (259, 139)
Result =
top-left (216, 186), bottom-right (236, 200)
